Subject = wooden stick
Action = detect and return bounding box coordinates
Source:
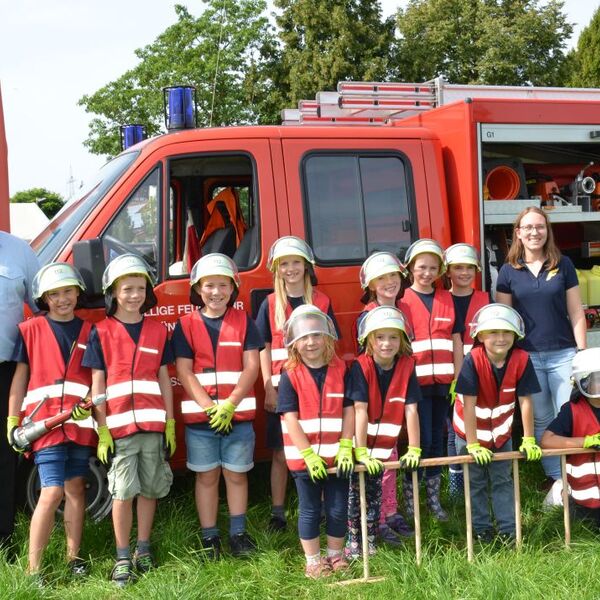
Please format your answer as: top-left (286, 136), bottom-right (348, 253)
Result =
top-left (412, 470), bottom-right (421, 567)
top-left (358, 471), bottom-right (370, 580)
top-left (463, 463), bottom-right (473, 563)
top-left (513, 459), bottom-right (522, 550)
top-left (561, 455), bottom-right (571, 549)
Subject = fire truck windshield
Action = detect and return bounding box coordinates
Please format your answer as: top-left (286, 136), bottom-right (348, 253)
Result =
top-left (31, 151), bottom-right (139, 265)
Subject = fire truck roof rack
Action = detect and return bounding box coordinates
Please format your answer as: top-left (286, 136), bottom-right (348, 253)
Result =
top-left (281, 76), bottom-right (600, 126)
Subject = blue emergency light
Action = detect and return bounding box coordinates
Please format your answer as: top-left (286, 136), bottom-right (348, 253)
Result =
top-left (120, 125), bottom-right (147, 150)
top-left (163, 86), bottom-right (197, 130)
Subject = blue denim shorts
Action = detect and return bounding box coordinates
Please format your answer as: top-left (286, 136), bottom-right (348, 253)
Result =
top-left (185, 422), bottom-right (255, 473)
top-left (34, 443), bottom-right (91, 488)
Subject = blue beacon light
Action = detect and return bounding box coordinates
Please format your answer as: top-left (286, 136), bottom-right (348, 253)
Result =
top-left (120, 125), bottom-right (147, 150)
top-left (163, 86), bottom-right (197, 130)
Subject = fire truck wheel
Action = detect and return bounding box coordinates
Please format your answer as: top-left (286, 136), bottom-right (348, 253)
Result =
top-left (26, 456), bottom-right (112, 522)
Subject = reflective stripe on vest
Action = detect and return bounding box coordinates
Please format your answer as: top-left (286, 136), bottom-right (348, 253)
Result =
top-left (281, 356), bottom-right (346, 471)
top-left (399, 288), bottom-right (456, 385)
top-left (268, 290), bottom-right (331, 387)
top-left (178, 308), bottom-right (255, 423)
top-left (453, 346), bottom-right (528, 449)
top-left (19, 316), bottom-right (95, 452)
top-left (357, 353), bottom-right (414, 461)
top-left (567, 399), bottom-right (600, 508)
top-left (96, 317), bottom-right (167, 440)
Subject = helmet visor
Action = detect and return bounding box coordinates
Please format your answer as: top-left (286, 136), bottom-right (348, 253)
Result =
top-left (283, 311), bottom-right (337, 347)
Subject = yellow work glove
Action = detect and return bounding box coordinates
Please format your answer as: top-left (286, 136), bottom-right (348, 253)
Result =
top-left (466, 442), bottom-right (493, 466)
top-left (583, 433), bottom-right (600, 449)
top-left (354, 446), bottom-right (384, 476)
top-left (6, 416), bottom-right (23, 454)
top-left (97, 425), bottom-right (115, 465)
top-left (334, 438), bottom-right (354, 478)
top-left (400, 446), bottom-right (422, 470)
top-left (207, 400), bottom-right (235, 435)
top-left (448, 379), bottom-right (457, 405)
top-left (164, 418), bottom-right (177, 457)
top-left (519, 436), bottom-right (542, 461)
top-left (71, 403), bottom-right (92, 421)
top-left (300, 447), bottom-right (328, 482)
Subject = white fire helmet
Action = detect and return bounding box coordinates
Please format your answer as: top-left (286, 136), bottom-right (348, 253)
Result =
top-left (359, 252), bottom-right (408, 289)
top-left (404, 238), bottom-right (445, 274)
top-left (571, 348), bottom-right (600, 399)
top-left (32, 263), bottom-right (86, 301)
top-left (283, 304), bottom-right (337, 347)
top-left (469, 303), bottom-right (525, 340)
top-left (357, 305), bottom-right (413, 344)
top-left (102, 254), bottom-right (155, 293)
top-left (444, 243), bottom-right (481, 271)
top-left (190, 253), bottom-right (240, 288)
top-left (267, 236), bottom-right (315, 272)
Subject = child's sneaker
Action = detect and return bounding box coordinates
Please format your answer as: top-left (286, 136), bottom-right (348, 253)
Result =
top-left (229, 532), bottom-right (257, 557)
top-left (133, 550), bottom-right (156, 574)
top-left (305, 558), bottom-right (332, 579)
top-left (268, 515), bottom-right (287, 532)
top-left (68, 558), bottom-right (88, 577)
top-left (378, 523), bottom-right (403, 547)
top-left (200, 535), bottom-right (222, 560)
top-left (111, 559), bottom-right (135, 587)
top-left (387, 513), bottom-right (414, 537)
top-left (327, 554), bottom-right (349, 573)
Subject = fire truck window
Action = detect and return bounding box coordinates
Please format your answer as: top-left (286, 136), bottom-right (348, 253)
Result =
top-left (102, 167), bottom-right (160, 276)
top-left (304, 154), bottom-right (412, 263)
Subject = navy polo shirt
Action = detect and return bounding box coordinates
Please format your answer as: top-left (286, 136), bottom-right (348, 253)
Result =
top-left (547, 395), bottom-right (600, 437)
top-left (346, 358), bottom-right (421, 406)
top-left (455, 349), bottom-right (541, 397)
top-left (495, 256), bottom-right (578, 352)
top-left (277, 367), bottom-right (352, 413)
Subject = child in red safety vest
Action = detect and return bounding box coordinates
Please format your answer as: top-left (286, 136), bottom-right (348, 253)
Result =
top-left (345, 306), bottom-right (421, 559)
top-left (173, 253), bottom-right (262, 560)
top-left (256, 236), bottom-right (338, 532)
top-left (7, 263), bottom-right (94, 580)
top-left (355, 252), bottom-right (414, 539)
top-left (84, 254), bottom-right (175, 587)
top-left (277, 304), bottom-right (354, 579)
top-left (542, 348), bottom-right (600, 526)
top-left (454, 303), bottom-right (542, 542)
top-left (398, 239), bottom-right (463, 521)
top-left (444, 243), bottom-right (491, 499)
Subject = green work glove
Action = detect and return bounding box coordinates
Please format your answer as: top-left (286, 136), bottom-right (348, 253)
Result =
top-left (354, 446), bottom-right (384, 476)
top-left (164, 418), bottom-right (177, 457)
top-left (300, 447), bottom-right (328, 482)
top-left (466, 442), bottom-right (493, 466)
top-left (208, 400), bottom-right (235, 435)
top-left (334, 438), bottom-right (354, 478)
top-left (97, 425), bottom-right (115, 465)
top-left (448, 379), bottom-right (457, 405)
top-left (6, 416), bottom-right (23, 454)
top-left (583, 433), bottom-right (600, 449)
top-left (71, 403), bottom-right (91, 421)
top-left (519, 436), bottom-right (542, 461)
top-left (400, 446), bottom-right (422, 470)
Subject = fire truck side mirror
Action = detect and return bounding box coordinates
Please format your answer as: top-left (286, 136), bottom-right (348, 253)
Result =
top-left (72, 238), bottom-right (106, 305)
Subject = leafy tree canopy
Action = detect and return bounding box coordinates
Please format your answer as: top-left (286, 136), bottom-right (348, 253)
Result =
top-left (568, 6), bottom-right (600, 87)
top-left (10, 187), bottom-right (64, 218)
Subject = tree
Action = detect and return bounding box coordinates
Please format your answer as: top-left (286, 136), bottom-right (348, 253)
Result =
top-left (269, 0), bottom-right (396, 107)
top-left (393, 0), bottom-right (573, 86)
top-left (78, 1), bottom-right (276, 157)
top-left (10, 188), bottom-right (64, 219)
top-left (568, 7), bottom-right (600, 87)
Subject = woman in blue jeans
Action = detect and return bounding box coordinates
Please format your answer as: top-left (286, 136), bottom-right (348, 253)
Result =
top-left (495, 206), bottom-right (586, 501)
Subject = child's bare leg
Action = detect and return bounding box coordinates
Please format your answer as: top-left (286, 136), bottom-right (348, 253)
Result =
top-left (63, 477), bottom-right (86, 561)
top-left (326, 534), bottom-right (344, 552)
top-left (112, 498), bottom-right (133, 550)
top-left (28, 486), bottom-right (64, 573)
top-left (223, 469), bottom-right (247, 515)
top-left (300, 537), bottom-right (320, 556)
top-left (195, 468), bottom-right (220, 527)
top-left (136, 496), bottom-right (157, 542)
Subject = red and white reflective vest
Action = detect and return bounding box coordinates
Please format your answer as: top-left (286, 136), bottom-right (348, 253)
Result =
top-left (268, 289), bottom-right (331, 388)
top-left (19, 316), bottom-right (94, 452)
top-left (96, 317), bottom-right (167, 440)
top-left (566, 399), bottom-right (600, 509)
top-left (357, 353), bottom-right (415, 460)
top-left (453, 346), bottom-right (529, 449)
top-left (460, 290), bottom-right (489, 354)
top-left (281, 355), bottom-right (346, 471)
top-left (399, 288), bottom-right (456, 385)
top-left (178, 308), bottom-right (256, 424)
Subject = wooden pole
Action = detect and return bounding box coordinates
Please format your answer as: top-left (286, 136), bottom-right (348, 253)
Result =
top-left (412, 470), bottom-right (421, 566)
top-left (358, 471), bottom-right (370, 580)
top-left (513, 459), bottom-right (522, 549)
top-left (561, 455), bottom-right (571, 549)
top-left (463, 463), bottom-right (473, 562)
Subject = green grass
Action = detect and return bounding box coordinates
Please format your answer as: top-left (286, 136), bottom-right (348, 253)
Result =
top-left (2, 463), bottom-right (600, 600)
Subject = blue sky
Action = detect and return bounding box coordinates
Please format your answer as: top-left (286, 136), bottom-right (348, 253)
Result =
top-left (1, 0), bottom-right (597, 199)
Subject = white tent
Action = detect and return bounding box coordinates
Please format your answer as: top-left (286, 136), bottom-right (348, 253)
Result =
top-left (10, 203), bottom-right (49, 241)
